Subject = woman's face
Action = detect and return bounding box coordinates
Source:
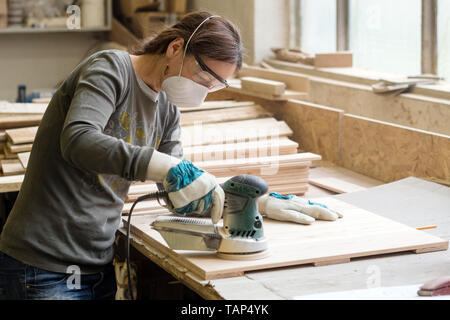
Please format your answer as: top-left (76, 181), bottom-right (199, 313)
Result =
top-left (165, 38), bottom-right (237, 91)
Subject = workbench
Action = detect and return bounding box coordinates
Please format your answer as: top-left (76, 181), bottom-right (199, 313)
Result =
top-left (117, 177), bottom-right (450, 300)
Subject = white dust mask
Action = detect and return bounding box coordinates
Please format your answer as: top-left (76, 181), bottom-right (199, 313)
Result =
top-left (161, 75), bottom-right (208, 108)
top-left (162, 15), bottom-right (219, 109)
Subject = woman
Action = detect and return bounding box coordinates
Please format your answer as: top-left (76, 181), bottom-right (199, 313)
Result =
top-left (0, 11), bottom-right (242, 300)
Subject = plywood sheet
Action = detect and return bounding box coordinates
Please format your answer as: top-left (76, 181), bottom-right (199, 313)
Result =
top-left (127, 197), bottom-right (448, 280)
top-left (341, 114), bottom-right (450, 183)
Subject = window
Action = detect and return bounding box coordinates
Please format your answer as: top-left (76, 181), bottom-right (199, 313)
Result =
top-left (349, 0), bottom-right (422, 76)
top-left (300, 0), bottom-right (336, 54)
top-left (438, 0), bottom-right (450, 80)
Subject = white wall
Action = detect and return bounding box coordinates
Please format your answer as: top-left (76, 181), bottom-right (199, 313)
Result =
top-left (0, 33), bottom-right (102, 100)
top-left (189, 0), bottom-right (288, 65)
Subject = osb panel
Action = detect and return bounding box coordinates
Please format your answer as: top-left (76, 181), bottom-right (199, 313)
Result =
top-left (207, 92), bottom-right (344, 164)
top-left (308, 79), bottom-right (450, 136)
top-left (342, 114), bottom-right (450, 183)
top-left (279, 100), bottom-right (343, 164)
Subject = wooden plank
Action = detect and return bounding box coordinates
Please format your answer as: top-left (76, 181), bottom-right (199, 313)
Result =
top-left (308, 177), bottom-right (368, 194)
top-left (180, 105), bottom-right (272, 127)
top-left (5, 126), bottom-right (38, 144)
top-left (0, 174), bottom-right (24, 192)
top-left (6, 142), bottom-right (32, 153)
top-left (179, 100), bottom-right (255, 113)
top-left (0, 159), bottom-right (25, 176)
top-left (226, 82), bottom-right (307, 101)
top-left (17, 152), bottom-right (30, 169)
top-left (183, 137), bottom-right (298, 162)
top-left (314, 52), bottom-right (353, 68)
top-left (237, 65), bottom-right (309, 92)
top-left (195, 153), bottom-right (319, 171)
top-left (308, 165), bottom-right (383, 194)
top-left (0, 102), bottom-right (47, 114)
top-left (181, 118), bottom-right (293, 147)
top-left (0, 114), bottom-right (42, 129)
top-left (240, 77), bottom-right (286, 96)
top-left (3, 147), bottom-right (18, 159)
top-left (127, 197), bottom-right (448, 280)
top-left (341, 114), bottom-right (450, 184)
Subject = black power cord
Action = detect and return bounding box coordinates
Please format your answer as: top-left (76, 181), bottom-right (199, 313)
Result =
top-left (126, 191), bottom-right (168, 300)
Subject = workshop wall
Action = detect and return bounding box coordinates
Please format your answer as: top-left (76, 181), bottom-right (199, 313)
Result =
top-left (189, 0), bottom-right (288, 65)
top-left (0, 33), bottom-right (102, 101)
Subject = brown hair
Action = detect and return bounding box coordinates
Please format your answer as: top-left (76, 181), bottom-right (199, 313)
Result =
top-left (131, 11), bottom-right (243, 70)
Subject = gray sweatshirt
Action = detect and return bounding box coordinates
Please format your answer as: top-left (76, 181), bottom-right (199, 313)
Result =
top-left (0, 50), bottom-right (183, 274)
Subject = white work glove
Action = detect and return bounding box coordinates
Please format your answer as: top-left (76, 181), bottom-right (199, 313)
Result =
top-left (258, 192), bottom-right (343, 225)
top-left (146, 150), bottom-right (224, 223)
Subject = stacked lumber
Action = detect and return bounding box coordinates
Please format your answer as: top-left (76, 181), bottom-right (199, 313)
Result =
top-left (0, 101), bottom-right (321, 201)
top-left (0, 126), bottom-right (37, 176)
top-left (124, 100), bottom-right (322, 211)
top-left (0, 101), bottom-right (46, 176)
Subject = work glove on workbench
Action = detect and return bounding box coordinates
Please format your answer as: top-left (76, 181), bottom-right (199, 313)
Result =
top-left (258, 192), bottom-right (343, 225)
top-left (146, 150), bottom-right (224, 223)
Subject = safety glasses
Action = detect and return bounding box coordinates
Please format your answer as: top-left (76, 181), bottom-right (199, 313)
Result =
top-left (191, 54), bottom-right (229, 92)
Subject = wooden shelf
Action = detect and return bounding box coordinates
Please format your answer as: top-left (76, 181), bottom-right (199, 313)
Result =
top-left (0, 26), bottom-right (111, 34)
top-left (0, 0), bottom-right (112, 35)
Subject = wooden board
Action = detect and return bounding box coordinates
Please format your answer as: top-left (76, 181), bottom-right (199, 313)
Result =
top-left (227, 82), bottom-right (308, 101)
top-left (180, 105), bottom-right (272, 127)
top-left (6, 141), bottom-right (32, 153)
top-left (195, 153), bottom-right (319, 171)
top-left (127, 197), bottom-right (448, 280)
top-left (341, 114), bottom-right (450, 184)
top-left (17, 152), bottom-right (30, 169)
top-left (0, 102), bottom-right (47, 114)
top-left (0, 159), bottom-right (24, 176)
top-left (183, 137), bottom-right (298, 162)
top-left (3, 146), bottom-right (18, 159)
top-left (5, 126), bottom-right (38, 144)
top-left (308, 165), bottom-right (383, 194)
top-left (181, 118), bottom-right (293, 147)
top-left (0, 174), bottom-right (24, 192)
top-left (314, 52), bottom-right (353, 68)
top-left (179, 100), bottom-right (255, 113)
top-left (237, 65), bottom-right (309, 92)
top-left (240, 77), bottom-right (286, 96)
top-left (0, 114), bottom-right (42, 129)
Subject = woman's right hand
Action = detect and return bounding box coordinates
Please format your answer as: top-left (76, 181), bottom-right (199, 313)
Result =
top-left (146, 151), bottom-right (224, 223)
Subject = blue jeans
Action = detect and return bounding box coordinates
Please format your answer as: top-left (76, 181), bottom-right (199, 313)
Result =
top-left (0, 251), bottom-right (117, 300)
